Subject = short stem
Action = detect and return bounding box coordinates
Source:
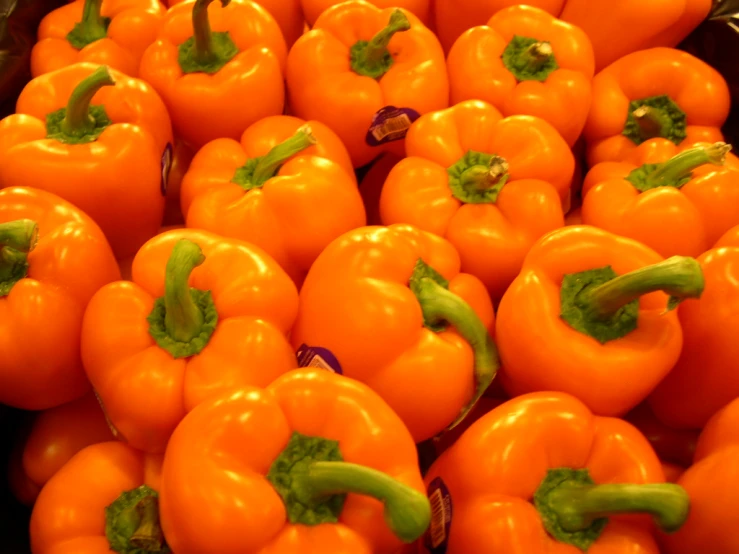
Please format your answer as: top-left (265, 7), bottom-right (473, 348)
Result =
top-left (520, 41), bottom-right (553, 71)
top-left (459, 156), bottom-right (509, 193)
top-left (295, 461), bottom-right (431, 543)
top-left (365, 10), bottom-right (410, 64)
top-left (581, 257), bottom-right (704, 319)
top-left (129, 496), bottom-right (165, 550)
top-left (60, 66), bottom-right (115, 136)
top-left (0, 248), bottom-right (27, 283)
top-left (163, 240), bottom-right (206, 343)
top-left (0, 220), bottom-right (38, 253)
top-left (78, 0), bottom-right (107, 39)
top-left (251, 125), bottom-right (317, 185)
top-left (645, 142), bottom-right (731, 188)
top-left (632, 106), bottom-right (666, 142)
top-left (192, 0), bottom-right (230, 65)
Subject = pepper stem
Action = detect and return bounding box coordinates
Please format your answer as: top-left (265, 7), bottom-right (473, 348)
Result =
top-left (251, 125), bottom-right (317, 185)
top-left (350, 10), bottom-right (410, 79)
top-left (293, 461), bottom-right (431, 543)
top-left (459, 155), bottom-right (509, 194)
top-left (129, 496), bottom-right (166, 549)
top-left (645, 142), bottom-right (731, 188)
top-left (79, 0), bottom-right (107, 40)
top-left (163, 240), bottom-right (206, 343)
top-left (105, 486), bottom-right (169, 554)
top-left (192, 0), bottom-right (230, 65)
top-left (60, 66), bottom-right (115, 137)
top-left (632, 106), bottom-right (670, 142)
top-left (0, 220), bottom-right (38, 252)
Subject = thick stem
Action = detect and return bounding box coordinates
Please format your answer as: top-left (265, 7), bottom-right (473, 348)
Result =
top-left (0, 220), bottom-right (38, 252)
top-left (632, 106), bottom-right (665, 142)
top-left (163, 240), bottom-right (206, 343)
top-left (251, 126), bottom-right (317, 185)
top-left (519, 41), bottom-right (553, 71)
top-left (459, 156), bottom-right (509, 194)
top-left (366, 10), bottom-right (410, 64)
top-left (192, 0), bottom-right (230, 65)
top-left (645, 142), bottom-right (731, 188)
top-left (129, 496), bottom-right (166, 550)
top-left (60, 66), bottom-right (115, 136)
top-left (294, 461), bottom-right (431, 543)
top-left (79, 0), bottom-right (107, 40)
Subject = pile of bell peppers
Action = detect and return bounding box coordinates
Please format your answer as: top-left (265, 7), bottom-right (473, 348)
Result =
top-left (1, 0), bottom-right (739, 552)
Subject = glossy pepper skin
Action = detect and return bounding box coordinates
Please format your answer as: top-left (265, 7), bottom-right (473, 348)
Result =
top-left (31, 0), bottom-right (165, 78)
top-left (139, 0), bottom-right (288, 149)
top-left (560, 0), bottom-right (712, 72)
top-left (0, 187), bottom-right (120, 410)
top-left (0, 63), bottom-right (174, 259)
top-left (180, 116), bottom-right (366, 286)
top-left (286, 2), bottom-right (449, 168)
top-left (447, 5), bottom-right (594, 146)
top-left (662, 398), bottom-right (739, 554)
top-left (584, 48), bottom-right (730, 167)
top-left (301, 0), bottom-right (431, 27)
top-left (160, 369), bottom-right (431, 554)
top-left (81, 229), bottom-right (299, 453)
top-left (420, 392), bottom-right (690, 554)
top-left (582, 142), bottom-right (739, 259)
top-left (496, 225), bottom-right (705, 417)
top-left (30, 441), bottom-right (167, 554)
top-left (291, 224), bottom-right (498, 443)
top-left (380, 100), bottom-right (570, 301)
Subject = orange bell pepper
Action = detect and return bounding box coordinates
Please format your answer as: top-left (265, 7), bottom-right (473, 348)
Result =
top-left (81, 229), bottom-right (299, 453)
top-left (291, 224), bottom-right (498, 443)
top-left (8, 392), bottom-right (114, 506)
top-left (624, 403), bottom-right (698, 468)
top-left (447, 5), bottom-right (594, 147)
top-left (163, 138), bottom-right (195, 226)
top-left (582, 142), bottom-right (739, 259)
top-left (560, 0), bottom-right (712, 72)
top-left (180, 116), bottom-right (366, 285)
top-left (139, 0), bottom-right (288, 149)
top-left (661, 397), bottom-right (739, 554)
top-left (420, 392), bottom-right (689, 554)
top-left (31, 0), bottom-right (165, 78)
top-left (380, 100), bottom-right (570, 301)
top-left (0, 63), bottom-right (174, 259)
top-left (30, 441), bottom-right (166, 554)
top-left (584, 48), bottom-right (730, 167)
top-left (0, 187), bottom-right (120, 410)
top-left (496, 225), bottom-right (704, 416)
top-left (286, 2), bottom-right (448, 168)
top-left (159, 369), bottom-right (431, 553)
top-left (301, 0), bottom-right (431, 27)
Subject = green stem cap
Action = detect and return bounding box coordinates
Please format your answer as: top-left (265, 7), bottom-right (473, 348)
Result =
top-left (105, 485), bottom-right (170, 554)
top-left (448, 151), bottom-right (510, 204)
top-left (350, 9), bottom-right (410, 79)
top-left (178, 0), bottom-right (239, 74)
top-left (0, 220), bottom-right (39, 297)
top-left (622, 95), bottom-right (687, 146)
top-left (502, 35), bottom-right (559, 82)
top-left (66, 0), bottom-right (110, 49)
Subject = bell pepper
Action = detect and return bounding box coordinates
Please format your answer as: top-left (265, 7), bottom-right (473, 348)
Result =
top-left (180, 116), bottom-right (366, 285)
top-left (432, 396), bottom-right (505, 457)
top-left (420, 392), bottom-right (690, 554)
top-left (30, 441), bottom-right (167, 554)
top-left (380, 100), bottom-right (570, 301)
top-left (0, 187), bottom-right (120, 410)
top-left (361, 152), bottom-right (403, 226)
top-left (163, 138), bottom-right (195, 226)
top-left (648, 229), bottom-right (739, 429)
top-left (496, 225), bottom-right (705, 417)
top-left (291, 224), bottom-right (498, 443)
top-left (560, 0), bottom-right (712, 72)
top-left (7, 392), bottom-right (114, 506)
top-left (31, 0), bottom-right (165, 78)
top-left (139, 0), bottom-right (288, 149)
top-left (0, 63), bottom-right (174, 259)
top-left (581, 142), bottom-right (739, 259)
top-left (301, 0), bottom-right (431, 28)
top-left (81, 228), bottom-right (299, 453)
top-left (661, 397), bottom-right (739, 554)
top-left (446, 5), bottom-right (594, 147)
top-left (625, 403), bottom-right (698, 468)
top-left (286, 2), bottom-right (449, 168)
top-left (159, 368), bottom-right (431, 553)
top-left (584, 47), bottom-right (730, 167)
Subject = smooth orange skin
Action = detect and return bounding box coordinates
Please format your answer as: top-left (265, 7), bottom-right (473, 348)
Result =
top-left (139, 0), bottom-right (288, 148)
top-left (291, 224), bottom-right (495, 443)
top-left (81, 228), bottom-right (299, 453)
top-left (361, 152), bottom-right (404, 225)
top-left (496, 226), bottom-right (684, 417)
top-left (661, 399), bottom-right (739, 554)
top-left (181, 115), bottom-right (365, 286)
top-left (432, 396), bottom-right (506, 457)
top-left (30, 441), bottom-right (163, 554)
top-left (419, 392), bottom-right (666, 554)
top-left (447, 6), bottom-right (594, 147)
top-left (301, 0), bottom-right (431, 27)
top-left (584, 48), bottom-right (730, 166)
top-left (560, 0), bottom-right (711, 72)
top-left (0, 187), bottom-right (120, 410)
top-left (648, 243), bottom-right (739, 429)
top-left (159, 369), bottom-right (425, 554)
top-left (31, 0), bottom-right (165, 78)
top-left (380, 101), bottom-right (570, 300)
top-left (286, 1), bottom-right (449, 168)
top-left (0, 63), bottom-right (173, 259)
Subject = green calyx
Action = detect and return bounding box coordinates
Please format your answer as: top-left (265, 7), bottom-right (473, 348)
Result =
top-left (409, 259), bottom-right (499, 432)
top-left (0, 219), bottom-right (38, 297)
top-left (105, 485), bottom-right (170, 554)
top-left (350, 9), bottom-right (410, 79)
top-left (502, 35), bottom-right (558, 82)
top-left (147, 239), bottom-right (218, 359)
top-left (231, 125), bottom-right (317, 190)
top-left (560, 256), bottom-right (704, 344)
top-left (534, 468), bottom-right (690, 552)
top-left (66, 0), bottom-right (110, 49)
top-left (267, 431), bottom-right (431, 543)
top-left (45, 65), bottom-right (114, 144)
top-left (178, 0), bottom-right (239, 75)
top-left (622, 95), bottom-right (687, 146)
top-left (447, 150), bottom-right (510, 204)
top-left (626, 142), bottom-right (732, 192)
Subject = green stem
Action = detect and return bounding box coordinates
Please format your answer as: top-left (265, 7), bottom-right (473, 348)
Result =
top-left (632, 106), bottom-right (665, 142)
top-left (128, 496), bottom-right (166, 550)
top-left (60, 66), bottom-right (115, 137)
top-left (518, 41), bottom-right (553, 71)
top-left (79, 0), bottom-right (107, 40)
top-left (0, 220), bottom-right (38, 253)
top-left (459, 155), bottom-right (509, 194)
top-left (644, 142), bottom-right (731, 188)
top-left (293, 461), bottom-right (431, 543)
top-left (251, 126), bottom-right (317, 185)
top-left (105, 486), bottom-right (169, 554)
top-left (350, 10), bottom-right (410, 79)
top-left (192, 0), bottom-right (230, 65)
top-left (163, 240), bottom-right (206, 343)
